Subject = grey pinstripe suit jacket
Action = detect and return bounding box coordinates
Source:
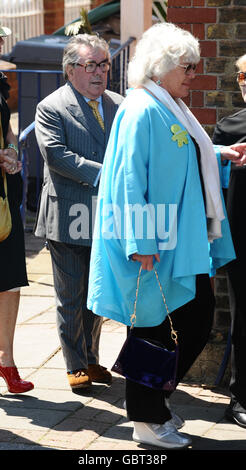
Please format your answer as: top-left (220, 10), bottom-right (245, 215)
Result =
top-left (34, 81), bottom-right (123, 245)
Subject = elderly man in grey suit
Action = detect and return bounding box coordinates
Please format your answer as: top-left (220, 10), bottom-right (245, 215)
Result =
top-left (34, 34), bottom-right (123, 391)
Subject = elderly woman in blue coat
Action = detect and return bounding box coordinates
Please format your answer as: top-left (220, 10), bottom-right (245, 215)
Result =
top-left (87, 23), bottom-right (246, 449)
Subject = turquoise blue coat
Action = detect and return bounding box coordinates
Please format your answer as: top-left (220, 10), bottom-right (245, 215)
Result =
top-left (87, 89), bottom-right (235, 327)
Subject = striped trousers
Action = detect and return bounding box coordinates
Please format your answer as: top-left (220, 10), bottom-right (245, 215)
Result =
top-left (47, 240), bottom-right (103, 372)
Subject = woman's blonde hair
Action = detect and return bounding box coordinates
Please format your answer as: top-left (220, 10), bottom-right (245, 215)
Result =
top-left (128, 22), bottom-right (200, 87)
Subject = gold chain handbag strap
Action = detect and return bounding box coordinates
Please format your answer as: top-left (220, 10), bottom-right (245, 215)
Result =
top-left (130, 265), bottom-right (178, 345)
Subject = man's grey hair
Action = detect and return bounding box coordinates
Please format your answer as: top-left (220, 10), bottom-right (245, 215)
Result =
top-left (128, 22), bottom-right (200, 87)
top-left (62, 33), bottom-right (110, 80)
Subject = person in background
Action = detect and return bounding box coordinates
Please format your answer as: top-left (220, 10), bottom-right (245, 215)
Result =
top-left (0, 23), bottom-right (34, 394)
top-left (34, 34), bottom-right (123, 392)
top-left (87, 23), bottom-right (246, 449)
top-left (213, 54), bottom-right (246, 428)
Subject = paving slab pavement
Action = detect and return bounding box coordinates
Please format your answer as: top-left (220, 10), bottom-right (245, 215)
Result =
top-left (1, 232), bottom-right (246, 461)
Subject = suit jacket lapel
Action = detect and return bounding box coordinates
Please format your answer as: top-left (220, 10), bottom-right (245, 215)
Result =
top-left (65, 83), bottom-right (105, 146)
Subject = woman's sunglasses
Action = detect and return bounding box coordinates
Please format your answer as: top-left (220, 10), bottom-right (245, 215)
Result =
top-left (237, 71), bottom-right (246, 85)
top-left (178, 64), bottom-right (197, 75)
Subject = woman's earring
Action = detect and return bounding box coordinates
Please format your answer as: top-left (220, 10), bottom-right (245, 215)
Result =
top-left (156, 79), bottom-right (161, 86)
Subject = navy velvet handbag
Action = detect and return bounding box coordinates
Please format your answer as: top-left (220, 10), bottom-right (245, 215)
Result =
top-left (111, 267), bottom-right (179, 391)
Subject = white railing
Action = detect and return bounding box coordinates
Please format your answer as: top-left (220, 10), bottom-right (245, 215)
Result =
top-left (0, 0), bottom-right (167, 57)
top-left (0, 0), bottom-right (44, 54)
top-left (64, 0), bottom-right (92, 25)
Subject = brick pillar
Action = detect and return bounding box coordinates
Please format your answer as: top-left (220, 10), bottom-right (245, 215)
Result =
top-left (43, 0), bottom-right (65, 35)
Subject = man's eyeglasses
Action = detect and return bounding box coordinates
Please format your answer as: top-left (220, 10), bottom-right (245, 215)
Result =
top-left (75, 60), bottom-right (110, 73)
top-left (178, 64), bottom-right (197, 75)
top-left (237, 71), bottom-right (246, 85)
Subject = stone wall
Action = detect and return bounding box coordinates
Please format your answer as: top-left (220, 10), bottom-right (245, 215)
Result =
top-left (206, 0), bottom-right (246, 123)
top-left (167, 0), bottom-right (246, 137)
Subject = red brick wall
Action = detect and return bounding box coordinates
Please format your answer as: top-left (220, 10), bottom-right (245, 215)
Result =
top-left (167, 0), bottom-right (218, 134)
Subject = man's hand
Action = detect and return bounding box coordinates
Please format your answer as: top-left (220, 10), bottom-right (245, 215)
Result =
top-left (131, 253), bottom-right (160, 271)
top-left (220, 143), bottom-right (246, 166)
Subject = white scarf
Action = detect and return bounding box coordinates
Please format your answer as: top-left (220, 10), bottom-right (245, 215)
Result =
top-left (143, 79), bottom-right (225, 242)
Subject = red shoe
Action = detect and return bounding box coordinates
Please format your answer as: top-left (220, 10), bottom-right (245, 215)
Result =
top-left (0, 365), bottom-right (34, 393)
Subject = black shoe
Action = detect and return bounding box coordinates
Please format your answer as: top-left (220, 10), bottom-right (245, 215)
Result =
top-left (225, 403), bottom-right (246, 428)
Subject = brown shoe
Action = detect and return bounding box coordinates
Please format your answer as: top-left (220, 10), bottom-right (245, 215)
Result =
top-left (67, 369), bottom-right (92, 390)
top-left (88, 364), bottom-right (112, 384)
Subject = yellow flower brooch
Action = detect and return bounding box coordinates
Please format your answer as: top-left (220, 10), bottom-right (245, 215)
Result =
top-left (171, 124), bottom-right (188, 148)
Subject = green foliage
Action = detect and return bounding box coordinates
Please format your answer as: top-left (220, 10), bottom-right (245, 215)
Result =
top-left (65, 8), bottom-right (92, 36)
top-left (153, 1), bottom-right (167, 22)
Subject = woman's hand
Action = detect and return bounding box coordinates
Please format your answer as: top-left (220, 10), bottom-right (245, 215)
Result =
top-left (0, 149), bottom-right (22, 174)
top-left (131, 253), bottom-right (160, 271)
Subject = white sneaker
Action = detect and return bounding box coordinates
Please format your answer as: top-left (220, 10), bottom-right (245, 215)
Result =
top-left (132, 421), bottom-right (192, 449)
top-left (123, 399), bottom-right (185, 429)
top-left (166, 399), bottom-right (185, 429)
top-left (170, 412), bottom-right (185, 429)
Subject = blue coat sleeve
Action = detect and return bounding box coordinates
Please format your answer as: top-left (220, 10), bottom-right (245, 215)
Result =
top-left (213, 144), bottom-right (231, 189)
top-left (209, 146), bottom-right (235, 276)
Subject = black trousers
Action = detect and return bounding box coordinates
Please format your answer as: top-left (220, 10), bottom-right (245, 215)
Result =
top-left (126, 274), bottom-right (215, 424)
top-left (226, 166), bottom-right (246, 410)
top-left (227, 262), bottom-right (246, 410)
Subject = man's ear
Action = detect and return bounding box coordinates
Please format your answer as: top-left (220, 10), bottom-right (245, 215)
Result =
top-left (66, 64), bottom-right (74, 82)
